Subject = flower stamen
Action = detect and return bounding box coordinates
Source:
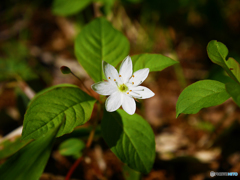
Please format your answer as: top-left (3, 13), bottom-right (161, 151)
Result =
top-left (118, 84), bottom-right (128, 93)
top-left (119, 75), bottom-right (121, 77)
top-left (108, 77), bottom-right (111, 79)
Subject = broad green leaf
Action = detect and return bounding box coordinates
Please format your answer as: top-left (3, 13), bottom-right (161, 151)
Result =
top-left (0, 126), bottom-right (59, 180)
top-left (123, 164), bottom-right (141, 180)
top-left (52, 0), bottom-right (91, 16)
top-left (0, 137), bottom-right (32, 159)
top-left (131, 53), bottom-right (178, 72)
top-left (29, 83), bottom-right (77, 105)
top-left (75, 17), bottom-right (130, 82)
top-left (22, 84), bottom-right (96, 140)
top-left (226, 81), bottom-right (240, 107)
top-left (59, 138), bottom-right (85, 158)
top-left (176, 80), bottom-right (230, 117)
top-left (101, 109), bottom-right (155, 174)
top-left (207, 40), bottom-right (240, 83)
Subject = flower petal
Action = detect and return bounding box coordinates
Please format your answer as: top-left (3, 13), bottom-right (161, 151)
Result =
top-left (129, 68), bottom-right (149, 86)
top-left (102, 61), bottom-right (121, 86)
top-left (91, 81), bottom-right (117, 95)
top-left (129, 86), bottom-right (155, 99)
top-left (122, 94), bottom-right (136, 115)
top-left (119, 56), bottom-right (133, 83)
top-left (105, 92), bottom-right (123, 112)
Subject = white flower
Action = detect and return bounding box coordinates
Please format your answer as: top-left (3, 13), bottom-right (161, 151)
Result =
top-left (91, 56), bottom-right (155, 115)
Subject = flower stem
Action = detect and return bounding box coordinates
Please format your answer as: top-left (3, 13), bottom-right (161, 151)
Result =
top-left (70, 71), bottom-right (92, 96)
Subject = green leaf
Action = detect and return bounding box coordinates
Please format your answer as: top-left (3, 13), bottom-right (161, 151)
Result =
top-left (29, 84), bottom-right (77, 105)
top-left (226, 81), bottom-right (240, 107)
top-left (75, 17), bottom-right (130, 82)
top-left (0, 137), bottom-right (32, 160)
top-left (22, 84), bottom-right (96, 140)
top-left (225, 57), bottom-right (240, 83)
top-left (59, 138), bottom-right (85, 158)
top-left (207, 40), bottom-right (228, 67)
top-left (207, 40), bottom-right (240, 83)
top-left (123, 164), bottom-right (141, 180)
top-left (101, 109), bottom-right (155, 174)
top-left (0, 125), bottom-right (59, 180)
top-left (131, 53), bottom-right (178, 72)
top-left (52, 0), bottom-right (91, 16)
top-left (194, 121), bottom-right (215, 132)
top-left (176, 80), bottom-right (230, 117)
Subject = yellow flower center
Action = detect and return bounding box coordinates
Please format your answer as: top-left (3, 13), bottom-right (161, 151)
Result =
top-left (118, 84), bottom-right (128, 93)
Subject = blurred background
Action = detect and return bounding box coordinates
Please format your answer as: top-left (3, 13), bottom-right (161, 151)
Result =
top-left (1, 0), bottom-right (240, 179)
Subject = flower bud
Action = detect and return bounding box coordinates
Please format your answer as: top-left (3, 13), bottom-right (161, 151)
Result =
top-left (60, 66), bottom-right (71, 74)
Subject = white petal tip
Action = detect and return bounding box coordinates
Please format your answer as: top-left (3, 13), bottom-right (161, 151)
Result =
top-left (123, 107), bottom-right (135, 115)
top-left (105, 104), bottom-right (115, 112)
top-left (106, 109), bottom-right (115, 112)
top-left (147, 91), bottom-right (155, 99)
top-left (127, 111), bottom-right (135, 115)
top-left (144, 68), bottom-right (150, 73)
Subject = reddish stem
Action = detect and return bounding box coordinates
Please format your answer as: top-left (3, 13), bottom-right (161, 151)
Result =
top-left (70, 72), bottom-right (92, 96)
top-left (65, 156), bottom-right (83, 180)
top-left (65, 127), bottom-right (96, 180)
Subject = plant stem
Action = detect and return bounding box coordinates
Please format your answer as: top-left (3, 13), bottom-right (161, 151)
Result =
top-left (65, 156), bottom-right (83, 180)
top-left (65, 127), bottom-right (97, 180)
top-left (70, 71), bottom-right (92, 96)
top-left (65, 103), bottom-right (101, 180)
